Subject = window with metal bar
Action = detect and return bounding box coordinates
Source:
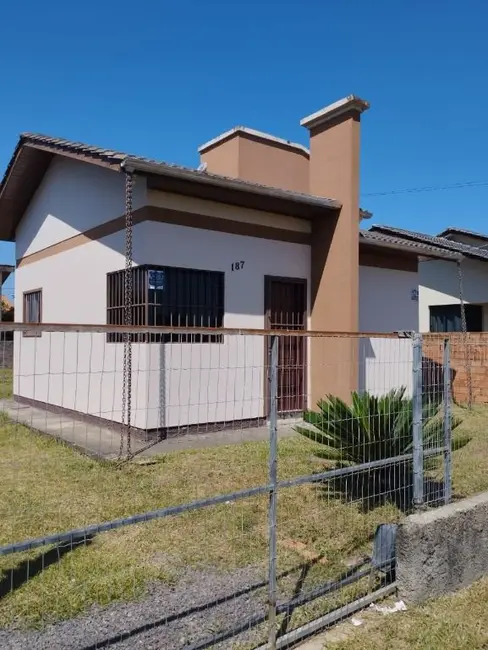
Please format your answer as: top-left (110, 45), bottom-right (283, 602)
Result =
top-left (107, 265), bottom-right (224, 343)
top-left (429, 304), bottom-right (483, 332)
top-left (23, 289), bottom-right (42, 337)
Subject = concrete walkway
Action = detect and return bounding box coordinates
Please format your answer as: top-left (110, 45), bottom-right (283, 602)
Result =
top-left (0, 399), bottom-right (298, 459)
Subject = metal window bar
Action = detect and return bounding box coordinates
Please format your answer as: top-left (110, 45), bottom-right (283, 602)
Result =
top-left (22, 289), bottom-right (42, 337)
top-left (107, 266), bottom-right (224, 343)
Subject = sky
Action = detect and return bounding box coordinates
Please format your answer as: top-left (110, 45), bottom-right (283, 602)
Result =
top-left (1, 0), bottom-right (488, 291)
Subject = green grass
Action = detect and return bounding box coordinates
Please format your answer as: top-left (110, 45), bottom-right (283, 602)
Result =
top-left (0, 369), bottom-right (12, 399)
top-left (0, 422), bottom-right (395, 628)
top-left (328, 577), bottom-right (488, 650)
top-left (0, 392), bottom-right (488, 633)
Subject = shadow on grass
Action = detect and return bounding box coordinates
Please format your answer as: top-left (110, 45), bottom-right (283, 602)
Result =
top-left (0, 536), bottom-right (94, 600)
top-left (277, 563), bottom-right (310, 638)
top-left (316, 462), bottom-right (448, 514)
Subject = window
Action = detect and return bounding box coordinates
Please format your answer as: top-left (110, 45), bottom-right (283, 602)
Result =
top-left (23, 289), bottom-right (42, 337)
top-left (107, 265), bottom-right (224, 343)
top-left (429, 304), bottom-right (483, 333)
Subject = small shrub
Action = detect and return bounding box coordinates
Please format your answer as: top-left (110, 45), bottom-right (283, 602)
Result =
top-left (295, 387), bottom-right (470, 511)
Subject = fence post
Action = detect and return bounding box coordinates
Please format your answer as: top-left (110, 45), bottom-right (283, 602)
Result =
top-left (267, 335), bottom-right (279, 650)
top-left (412, 333), bottom-right (424, 509)
top-left (443, 338), bottom-right (452, 504)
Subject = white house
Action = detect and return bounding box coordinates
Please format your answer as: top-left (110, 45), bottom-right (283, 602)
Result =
top-left (0, 97), bottom-right (454, 438)
top-left (369, 225), bottom-right (488, 333)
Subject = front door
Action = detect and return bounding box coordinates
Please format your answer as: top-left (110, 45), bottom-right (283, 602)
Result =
top-left (265, 277), bottom-right (307, 415)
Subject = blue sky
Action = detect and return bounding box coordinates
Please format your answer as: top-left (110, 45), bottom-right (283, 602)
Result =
top-left (1, 0), bottom-right (487, 286)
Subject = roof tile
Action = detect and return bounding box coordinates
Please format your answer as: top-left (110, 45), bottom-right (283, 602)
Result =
top-left (360, 229), bottom-right (460, 258)
top-left (370, 225), bottom-right (488, 261)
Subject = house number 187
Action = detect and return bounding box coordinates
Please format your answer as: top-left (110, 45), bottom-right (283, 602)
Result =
top-left (231, 261), bottom-right (245, 271)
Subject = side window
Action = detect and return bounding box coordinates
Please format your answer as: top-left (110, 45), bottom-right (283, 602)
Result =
top-left (429, 304), bottom-right (482, 332)
top-left (23, 289), bottom-right (42, 337)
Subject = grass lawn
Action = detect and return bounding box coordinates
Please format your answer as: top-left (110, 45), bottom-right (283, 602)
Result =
top-left (328, 577), bottom-right (488, 650)
top-left (0, 369), bottom-right (12, 400)
top-left (1, 370), bottom-right (488, 636)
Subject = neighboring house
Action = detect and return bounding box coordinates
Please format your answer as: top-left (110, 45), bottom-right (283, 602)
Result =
top-left (369, 225), bottom-right (488, 333)
top-left (0, 96), bottom-right (453, 434)
top-left (0, 266), bottom-right (15, 334)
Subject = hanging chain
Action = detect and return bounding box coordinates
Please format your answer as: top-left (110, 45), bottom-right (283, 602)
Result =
top-left (119, 170), bottom-right (134, 460)
top-left (457, 259), bottom-right (473, 409)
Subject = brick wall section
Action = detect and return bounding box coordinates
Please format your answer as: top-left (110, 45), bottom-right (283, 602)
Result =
top-left (423, 333), bottom-right (488, 405)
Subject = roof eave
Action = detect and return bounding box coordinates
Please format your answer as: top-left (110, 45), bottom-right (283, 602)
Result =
top-left (198, 126), bottom-right (310, 156)
top-left (122, 156), bottom-right (342, 215)
top-left (360, 236), bottom-right (463, 261)
top-left (370, 225), bottom-right (488, 262)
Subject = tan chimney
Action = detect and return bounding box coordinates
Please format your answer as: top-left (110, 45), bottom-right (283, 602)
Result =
top-left (301, 96), bottom-right (369, 403)
top-left (198, 127), bottom-right (309, 193)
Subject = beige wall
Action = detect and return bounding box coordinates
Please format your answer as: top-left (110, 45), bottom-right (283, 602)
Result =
top-left (200, 102), bottom-right (368, 405)
top-left (307, 114), bottom-right (362, 403)
top-left (201, 132), bottom-right (310, 193)
top-left (200, 137), bottom-right (240, 179)
top-left (147, 190), bottom-right (311, 234)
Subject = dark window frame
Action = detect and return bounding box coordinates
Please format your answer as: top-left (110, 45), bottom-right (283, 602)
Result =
top-left (106, 265), bottom-right (225, 343)
top-left (429, 303), bottom-right (483, 333)
top-left (23, 288), bottom-right (43, 337)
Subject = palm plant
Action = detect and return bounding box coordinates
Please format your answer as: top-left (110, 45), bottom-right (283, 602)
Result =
top-left (296, 387), bottom-right (470, 511)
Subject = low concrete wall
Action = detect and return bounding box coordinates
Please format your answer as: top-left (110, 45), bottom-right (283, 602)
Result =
top-left (397, 491), bottom-right (488, 603)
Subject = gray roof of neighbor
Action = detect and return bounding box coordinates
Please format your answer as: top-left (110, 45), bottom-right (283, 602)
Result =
top-left (437, 226), bottom-right (488, 242)
top-left (370, 225), bottom-right (488, 261)
top-left (359, 229), bottom-right (461, 259)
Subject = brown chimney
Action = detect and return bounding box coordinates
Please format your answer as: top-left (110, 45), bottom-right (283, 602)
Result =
top-left (198, 127), bottom-right (309, 193)
top-left (301, 96), bottom-right (369, 403)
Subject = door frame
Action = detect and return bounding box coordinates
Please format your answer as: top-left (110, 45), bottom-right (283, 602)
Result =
top-left (263, 275), bottom-right (308, 418)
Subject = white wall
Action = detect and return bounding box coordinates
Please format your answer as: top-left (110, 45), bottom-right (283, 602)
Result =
top-left (419, 258), bottom-right (488, 332)
top-left (359, 265), bottom-right (419, 396)
top-left (14, 161), bottom-right (310, 430)
top-left (14, 230), bottom-right (154, 428)
top-left (16, 157), bottom-right (146, 259)
top-left (14, 158), bottom-right (149, 427)
top-left (131, 220), bottom-right (310, 429)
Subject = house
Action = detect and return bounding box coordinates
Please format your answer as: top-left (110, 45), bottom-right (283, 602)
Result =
top-left (0, 96), bottom-right (454, 435)
top-left (368, 225), bottom-right (488, 333)
top-left (0, 266), bottom-right (15, 338)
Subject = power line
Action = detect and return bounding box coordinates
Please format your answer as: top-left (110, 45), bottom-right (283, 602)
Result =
top-left (362, 179), bottom-right (488, 197)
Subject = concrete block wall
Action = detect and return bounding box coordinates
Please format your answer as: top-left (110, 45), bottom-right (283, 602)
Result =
top-left (397, 492), bottom-right (488, 603)
top-left (423, 333), bottom-right (488, 405)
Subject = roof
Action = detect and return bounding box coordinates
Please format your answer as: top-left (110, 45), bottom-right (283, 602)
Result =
top-left (369, 225), bottom-right (488, 261)
top-left (0, 265), bottom-right (14, 283)
top-left (359, 230), bottom-right (461, 260)
top-left (198, 126), bottom-right (310, 156)
top-left (0, 133), bottom-right (341, 242)
top-left (300, 95), bottom-right (370, 131)
top-left (437, 226), bottom-right (488, 243)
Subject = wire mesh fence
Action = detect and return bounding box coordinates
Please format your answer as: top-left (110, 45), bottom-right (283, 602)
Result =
top-left (0, 323), bottom-right (481, 649)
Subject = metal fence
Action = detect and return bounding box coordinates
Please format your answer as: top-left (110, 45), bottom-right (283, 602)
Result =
top-left (0, 324), bottom-right (463, 649)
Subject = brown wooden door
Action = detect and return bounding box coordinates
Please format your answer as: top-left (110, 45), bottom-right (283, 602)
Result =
top-left (265, 277), bottom-right (307, 415)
